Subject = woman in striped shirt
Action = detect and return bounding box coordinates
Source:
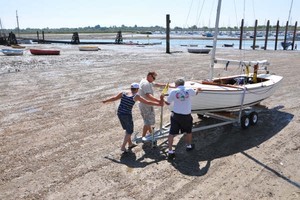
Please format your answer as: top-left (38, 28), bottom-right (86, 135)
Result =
top-left (102, 83), bottom-right (163, 153)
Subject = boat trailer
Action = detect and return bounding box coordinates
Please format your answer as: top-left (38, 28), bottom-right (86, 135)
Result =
top-left (133, 87), bottom-right (259, 147)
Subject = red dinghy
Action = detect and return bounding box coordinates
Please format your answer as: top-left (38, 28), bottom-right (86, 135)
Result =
top-left (30, 49), bottom-right (60, 55)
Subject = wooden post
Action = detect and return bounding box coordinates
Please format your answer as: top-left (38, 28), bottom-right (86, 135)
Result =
top-left (264, 20), bottom-right (270, 50)
top-left (42, 31), bottom-right (45, 43)
top-left (36, 31), bottom-right (39, 42)
top-left (166, 14), bottom-right (171, 54)
top-left (275, 20), bottom-right (279, 50)
top-left (252, 19), bottom-right (258, 50)
top-left (239, 19), bottom-right (244, 50)
top-left (291, 21), bottom-right (298, 50)
top-left (283, 21), bottom-right (289, 50)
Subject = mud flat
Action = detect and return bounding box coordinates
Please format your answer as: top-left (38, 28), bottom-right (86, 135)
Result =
top-left (0, 43), bottom-right (300, 199)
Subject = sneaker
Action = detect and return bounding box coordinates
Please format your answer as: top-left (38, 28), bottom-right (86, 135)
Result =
top-left (142, 137), bottom-right (148, 141)
top-left (168, 152), bottom-right (175, 160)
top-left (121, 149), bottom-right (129, 154)
top-left (186, 144), bottom-right (195, 151)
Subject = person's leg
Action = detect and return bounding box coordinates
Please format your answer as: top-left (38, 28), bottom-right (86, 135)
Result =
top-left (142, 124), bottom-right (151, 137)
top-left (185, 133), bottom-right (195, 151)
top-left (168, 113), bottom-right (178, 160)
top-left (167, 134), bottom-right (176, 160)
top-left (119, 114), bottom-right (134, 151)
top-left (185, 133), bottom-right (192, 145)
top-left (121, 133), bottom-right (130, 151)
top-left (181, 114), bottom-right (194, 151)
top-left (140, 105), bottom-right (155, 138)
top-left (168, 134), bottom-right (174, 151)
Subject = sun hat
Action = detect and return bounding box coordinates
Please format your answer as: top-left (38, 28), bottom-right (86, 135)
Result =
top-left (131, 82), bottom-right (140, 89)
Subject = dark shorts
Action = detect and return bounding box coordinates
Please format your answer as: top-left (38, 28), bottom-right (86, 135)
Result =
top-left (169, 112), bottom-right (193, 135)
top-left (118, 114), bottom-right (134, 134)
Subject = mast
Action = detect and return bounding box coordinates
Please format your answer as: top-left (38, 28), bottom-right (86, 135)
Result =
top-left (209, 0), bottom-right (222, 80)
top-left (16, 10), bottom-right (20, 37)
top-left (287, 0), bottom-right (294, 23)
top-left (0, 18), bottom-right (3, 35)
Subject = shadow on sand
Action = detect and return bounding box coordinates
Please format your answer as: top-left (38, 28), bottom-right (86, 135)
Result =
top-left (105, 106), bottom-right (296, 187)
top-left (170, 105), bottom-right (298, 189)
top-left (104, 142), bottom-right (167, 168)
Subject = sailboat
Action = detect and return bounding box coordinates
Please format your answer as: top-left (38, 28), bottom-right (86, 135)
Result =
top-left (178, 0), bottom-right (283, 114)
top-left (133, 0), bottom-right (283, 145)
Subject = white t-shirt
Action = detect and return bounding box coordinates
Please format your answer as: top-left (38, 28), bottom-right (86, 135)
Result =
top-left (167, 86), bottom-right (196, 115)
top-left (138, 78), bottom-right (154, 107)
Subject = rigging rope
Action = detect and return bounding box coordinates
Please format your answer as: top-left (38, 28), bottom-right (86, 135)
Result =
top-left (195, 0), bottom-right (206, 27)
top-left (287, 0), bottom-right (294, 23)
top-left (208, 0), bottom-right (216, 28)
top-left (184, 0), bottom-right (194, 28)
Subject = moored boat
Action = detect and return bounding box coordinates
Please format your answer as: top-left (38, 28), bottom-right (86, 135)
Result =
top-left (30, 49), bottom-right (60, 55)
top-left (11, 44), bottom-right (26, 49)
top-left (281, 41), bottom-right (292, 50)
top-left (79, 46), bottom-right (100, 51)
top-left (187, 48), bottom-right (211, 54)
top-left (223, 43), bottom-right (234, 47)
top-left (1, 48), bottom-right (24, 56)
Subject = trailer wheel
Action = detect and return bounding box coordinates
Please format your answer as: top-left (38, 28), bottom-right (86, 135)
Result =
top-left (241, 115), bottom-right (250, 129)
top-left (249, 112), bottom-right (258, 125)
top-left (197, 114), bottom-right (205, 119)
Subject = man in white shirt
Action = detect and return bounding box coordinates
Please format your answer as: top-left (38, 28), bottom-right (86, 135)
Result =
top-left (164, 79), bottom-right (201, 160)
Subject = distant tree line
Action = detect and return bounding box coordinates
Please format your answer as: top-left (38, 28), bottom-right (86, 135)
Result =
top-left (1, 24), bottom-right (298, 34)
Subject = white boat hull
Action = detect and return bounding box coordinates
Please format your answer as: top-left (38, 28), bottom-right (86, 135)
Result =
top-left (79, 46), bottom-right (100, 51)
top-left (1, 49), bottom-right (23, 56)
top-left (187, 48), bottom-right (211, 54)
top-left (174, 74), bottom-right (282, 113)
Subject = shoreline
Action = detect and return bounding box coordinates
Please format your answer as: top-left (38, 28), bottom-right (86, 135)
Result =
top-left (16, 32), bottom-right (295, 41)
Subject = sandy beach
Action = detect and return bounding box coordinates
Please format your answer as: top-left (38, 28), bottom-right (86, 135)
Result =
top-left (0, 40), bottom-right (300, 199)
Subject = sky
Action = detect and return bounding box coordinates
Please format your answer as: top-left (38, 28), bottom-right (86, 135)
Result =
top-left (0, 0), bottom-right (299, 29)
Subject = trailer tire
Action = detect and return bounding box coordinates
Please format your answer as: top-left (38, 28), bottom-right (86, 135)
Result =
top-left (249, 111), bottom-right (258, 125)
top-left (241, 115), bottom-right (250, 129)
top-left (197, 114), bottom-right (205, 119)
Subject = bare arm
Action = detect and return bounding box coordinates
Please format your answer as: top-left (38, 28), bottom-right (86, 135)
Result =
top-left (160, 94), bottom-right (170, 105)
top-left (135, 95), bottom-right (163, 106)
top-left (195, 88), bottom-right (202, 95)
top-left (145, 93), bottom-right (161, 103)
top-left (153, 82), bottom-right (167, 87)
top-left (102, 92), bottom-right (122, 103)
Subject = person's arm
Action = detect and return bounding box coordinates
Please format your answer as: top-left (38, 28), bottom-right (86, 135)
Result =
top-left (145, 93), bottom-right (161, 103)
top-left (195, 88), bottom-right (202, 95)
top-left (102, 92), bottom-right (122, 103)
top-left (153, 82), bottom-right (166, 87)
top-left (160, 94), bottom-right (170, 105)
top-left (134, 94), bottom-right (163, 106)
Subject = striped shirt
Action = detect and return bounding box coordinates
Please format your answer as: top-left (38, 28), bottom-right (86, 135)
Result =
top-left (117, 92), bottom-right (136, 115)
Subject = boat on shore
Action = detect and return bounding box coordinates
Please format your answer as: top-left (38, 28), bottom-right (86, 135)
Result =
top-left (281, 41), bottom-right (292, 50)
top-left (11, 44), bottom-right (26, 49)
top-left (186, 70), bottom-right (282, 113)
top-left (172, 0), bottom-right (283, 115)
top-left (1, 48), bottom-right (24, 56)
top-left (223, 43), bottom-right (234, 47)
top-left (79, 46), bottom-right (100, 51)
top-left (187, 48), bottom-right (211, 54)
top-left (30, 49), bottom-right (60, 55)
top-left (251, 45), bottom-right (259, 49)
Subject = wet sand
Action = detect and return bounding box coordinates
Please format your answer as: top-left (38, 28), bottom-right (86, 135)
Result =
top-left (0, 41), bottom-right (300, 199)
